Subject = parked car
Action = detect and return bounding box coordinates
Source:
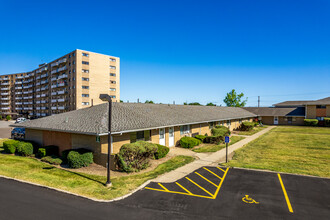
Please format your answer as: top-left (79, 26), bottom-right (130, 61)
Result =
top-left (11, 127), bottom-right (25, 140)
top-left (15, 117), bottom-right (27, 124)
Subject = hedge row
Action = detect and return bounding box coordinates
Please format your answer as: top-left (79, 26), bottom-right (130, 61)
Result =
top-left (116, 141), bottom-right (158, 172)
top-left (154, 144), bottom-right (170, 159)
top-left (325, 118), bottom-right (330, 127)
top-left (304, 119), bottom-right (318, 126)
top-left (180, 137), bottom-right (201, 148)
top-left (240, 122), bottom-right (255, 131)
top-left (3, 140), bottom-right (33, 156)
top-left (67, 150), bottom-right (93, 168)
top-left (211, 126), bottom-right (230, 136)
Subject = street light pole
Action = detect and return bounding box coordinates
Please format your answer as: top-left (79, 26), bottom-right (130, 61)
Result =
top-left (106, 98), bottom-right (112, 187)
top-left (99, 94), bottom-right (112, 187)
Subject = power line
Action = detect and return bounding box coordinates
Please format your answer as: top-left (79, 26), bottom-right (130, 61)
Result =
top-left (248, 91), bottom-right (330, 98)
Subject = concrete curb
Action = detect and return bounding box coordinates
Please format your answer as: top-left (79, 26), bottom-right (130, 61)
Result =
top-left (0, 174), bottom-right (151, 203)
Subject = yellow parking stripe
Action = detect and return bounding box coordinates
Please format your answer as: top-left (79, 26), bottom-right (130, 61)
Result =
top-left (186, 177), bottom-right (214, 197)
top-left (145, 167), bottom-right (229, 200)
top-left (144, 187), bottom-right (214, 199)
top-left (158, 183), bottom-right (169, 192)
top-left (212, 168), bottom-right (229, 199)
top-left (195, 172), bottom-right (217, 187)
top-left (176, 182), bottom-right (193, 195)
top-left (203, 167), bottom-right (222, 180)
top-left (217, 167), bottom-right (226, 173)
top-left (278, 174), bottom-right (294, 213)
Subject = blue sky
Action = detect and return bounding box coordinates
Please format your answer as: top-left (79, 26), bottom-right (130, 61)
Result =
top-left (0, 0), bottom-right (329, 106)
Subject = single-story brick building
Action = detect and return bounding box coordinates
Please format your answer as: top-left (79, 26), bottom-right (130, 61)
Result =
top-left (13, 103), bottom-right (256, 166)
top-left (243, 107), bottom-right (305, 125)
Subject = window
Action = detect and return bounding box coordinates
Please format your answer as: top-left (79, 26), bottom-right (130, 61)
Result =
top-left (110, 81), bottom-right (116, 84)
top-left (226, 120), bottom-right (231, 126)
top-left (96, 136), bottom-right (100, 142)
top-left (316, 117), bottom-right (324, 121)
top-left (82, 53), bottom-right (89, 57)
top-left (82, 61), bottom-right (89, 65)
top-left (82, 94), bottom-right (89, 97)
top-left (316, 105), bottom-right (326, 109)
top-left (110, 58), bottom-right (116, 62)
top-left (110, 95), bottom-right (116, 98)
top-left (110, 65), bottom-right (116, 69)
top-left (209, 122), bottom-right (214, 129)
top-left (82, 77), bottom-right (89, 81)
top-left (110, 88), bottom-right (116, 91)
top-left (82, 69), bottom-right (89, 73)
top-left (82, 102), bottom-right (89, 105)
top-left (82, 86), bottom-right (89, 89)
top-left (137, 131), bottom-right (144, 140)
top-left (239, 119), bottom-right (242, 124)
top-left (180, 125), bottom-right (190, 135)
top-left (110, 73), bottom-right (116, 77)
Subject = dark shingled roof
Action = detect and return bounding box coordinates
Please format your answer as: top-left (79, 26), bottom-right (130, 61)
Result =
top-left (273, 96), bottom-right (330, 106)
top-left (273, 101), bottom-right (312, 107)
top-left (13, 103), bottom-right (256, 135)
top-left (305, 97), bottom-right (330, 105)
top-left (243, 107), bottom-right (305, 117)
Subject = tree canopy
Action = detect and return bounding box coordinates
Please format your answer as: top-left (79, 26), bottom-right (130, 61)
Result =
top-left (145, 100), bottom-right (154, 104)
top-left (223, 89), bottom-right (247, 107)
top-left (206, 102), bottom-right (216, 106)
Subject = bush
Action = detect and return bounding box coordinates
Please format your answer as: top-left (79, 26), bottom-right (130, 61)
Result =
top-left (0, 115), bottom-right (2, 120)
top-left (61, 148), bottom-right (92, 165)
top-left (116, 141), bottom-right (158, 172)
top-left (180, 137), bottom-right (201, 148)
top-left (324, 118), bottom-right (330, 127)
top-left (195, 135), bottom-right (206, 142)
top-left (6, 115), bottom-right (11, 121)
top-left (240, 122), bottom-right (255, 131)
top-left (204, 135), bottom-right (224, 144)
top-left (212, 126), bottom-right (230, 136)
top-left (41, 156), bottom-right (63, 165)
top-left (38, 148), bottom-right (46, 158)
top-left (43, 145), bottom-right (59, 156)
top-left (67, 150), bottom-right (93, 169)
top-left (3, 140), bottom-right (19, 154)
top-left (304, 119), bottom-right (318, 126)
top-left (16, 142), bottom-right (33, 156)
top-left (26, 141), bottom-right (41, 154)
top-left (154, 144), bottom-right (169, 159)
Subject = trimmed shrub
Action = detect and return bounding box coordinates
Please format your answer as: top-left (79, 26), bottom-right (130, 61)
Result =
top-left (180, 137), bottom-right (201, 148)
top-left (240, 122), bottom-right (255, 131)
top-left (116, 141), bottom-right (158, 172)
top-left (43, 145), bottom-right (59, 156)
top-left (6, 115), bottom-right (11, 121)
top-left (3, 140), bottom-right (19, 154)
top-left (212, 126), bottom-right (230, 136)
top-left (38, 148), bottom-right (46, 158)
top-left (41, 156), bottom-right (63, 165)
top-left (16, 142), bottom-right (33, 156)
top-left (154, 144), bottom-right (169, 159)
top-left (61, 148), bottom-right (92, 164)
top-left (67, 150), bottom-right (93, 168)
top-left (195, 135), bottom-right (206, 142)
top-left (304, 119), bottom-right (318, 126)
top-left (26, 141), bottom-right (41, 154)
top-left (204, 135), bottom-right (224, 144)
top-left (325, 118), bottom-right (330, 127)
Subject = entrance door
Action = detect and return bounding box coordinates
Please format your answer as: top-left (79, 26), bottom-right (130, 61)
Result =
top-left (168, 127), bottom-right (174, 147)
top-left (159, 128), bottom-right (165, 146)
top-left (274, 116), bottom-right (279, 125)
top-left (287, 117), bottom-right (292, 124)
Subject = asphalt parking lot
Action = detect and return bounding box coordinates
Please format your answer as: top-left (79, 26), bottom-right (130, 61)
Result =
top-left (0, 167), bottom-right (329, 219)
top-left (120, 167), bottom-right (330, 219)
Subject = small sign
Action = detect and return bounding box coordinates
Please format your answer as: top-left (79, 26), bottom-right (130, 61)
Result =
top-left (225, 136), bottom-right (230, 143)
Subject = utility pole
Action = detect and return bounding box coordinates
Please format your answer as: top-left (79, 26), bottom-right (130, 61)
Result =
top-left (258, 96), bottom-right (260, 107)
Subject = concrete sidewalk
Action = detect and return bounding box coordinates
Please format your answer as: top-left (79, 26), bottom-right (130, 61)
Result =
top-left (154, 126), bottom-right (275, 182)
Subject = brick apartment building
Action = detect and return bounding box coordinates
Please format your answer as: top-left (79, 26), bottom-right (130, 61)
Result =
top-left (0, 49), bottom-right (120, 119)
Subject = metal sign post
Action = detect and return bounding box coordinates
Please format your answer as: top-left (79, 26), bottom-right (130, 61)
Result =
top-left (225, 136), bottom-right (230, 163)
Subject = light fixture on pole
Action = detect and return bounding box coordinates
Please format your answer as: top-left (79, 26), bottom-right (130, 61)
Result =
top-left (99, 94), bottom-right (112, 187)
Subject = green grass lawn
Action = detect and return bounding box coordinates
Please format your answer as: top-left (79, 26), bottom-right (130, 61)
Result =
top-left (226, 126), bottom-right (330, 177)
top-left (193, 136), bottom-right (245, 153)
top-left (235, 125), bottom-right (268, 136)
top-left (0, 141), bottom-right (194, 200)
